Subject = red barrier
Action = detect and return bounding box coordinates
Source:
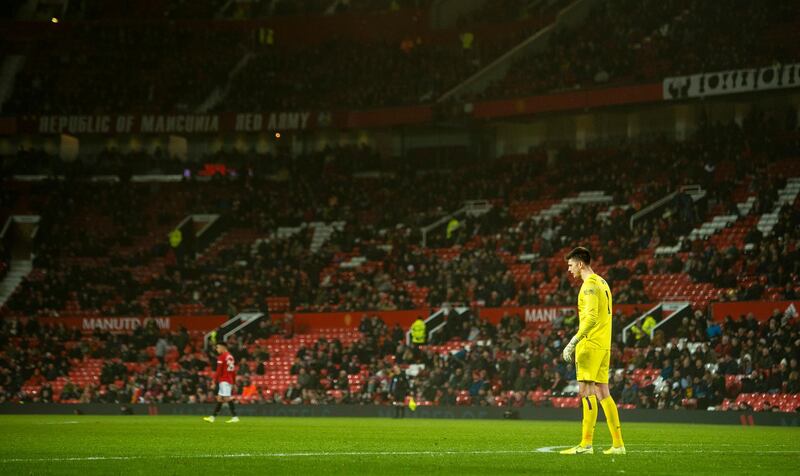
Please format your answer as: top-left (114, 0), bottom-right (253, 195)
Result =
top-left (271, 309), bottom-right (429, 333)
top-left (711, 300), bottom-right (799, 322)
top-left (8, 83), bottom-right (667, 135)
top-left (477, 303), bottom-right (652, 326)
top-left (472, 83), bottom-right (663, 119)
top-left (272, 304), bottom-right (651, 331)
top-left (346, 105), bottom-right (433, 128)
top-left (37, 315), bottom-right (227, 333)
top-left (31, 303), bottom-right (658, 334)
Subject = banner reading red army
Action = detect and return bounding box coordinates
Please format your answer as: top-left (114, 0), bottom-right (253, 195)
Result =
top-left (18, 111), bottom-right (347, 135)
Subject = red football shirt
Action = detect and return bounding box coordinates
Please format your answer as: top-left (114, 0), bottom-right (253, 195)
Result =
top-left (215, 351), bottom-right (236, 384)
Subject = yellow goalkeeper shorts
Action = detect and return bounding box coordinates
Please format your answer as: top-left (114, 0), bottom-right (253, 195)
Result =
top-left (575, 345), bottom-right (610, 384)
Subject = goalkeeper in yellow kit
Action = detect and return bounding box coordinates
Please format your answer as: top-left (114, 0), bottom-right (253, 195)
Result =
top-left (560, 247), bottom-right (626, 455)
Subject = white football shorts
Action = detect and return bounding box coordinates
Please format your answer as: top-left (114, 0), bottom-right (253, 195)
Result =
top-left (217, 382), bottom-right (233, 397)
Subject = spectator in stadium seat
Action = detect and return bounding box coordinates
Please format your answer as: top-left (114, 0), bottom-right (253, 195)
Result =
top-left (787, 371), bottom-right (800, 394)
top-left (155, 335), bottom-right (169, 365)
top-left (439, 383), bottom-right (458, 406)
top-left (757, 347), bottom-right (774, 370)
top-left (389, 366), bottom-right (410, 418)
top-left (660, 359), bottom-right (673, 380)
top-left (284, 384), bottom-right (303, 405)
top-left (619, 380), bottom-right (641, 408)
top-left (706, 319), bottom-right (722, 342)
top-left (637, 391), bottom-right (655, 410)
top-left (283, 314), bottom-right (295, 339)
top-left (60, 379), bottom-right (79, 401)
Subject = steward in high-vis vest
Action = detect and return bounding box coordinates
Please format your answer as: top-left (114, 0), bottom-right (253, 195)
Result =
top-left (411, 317), bottom-right (426, 346)
top-left (641, 314), bottom-right (657, 337)
top-left (630, 323), bottom-right (645, 346)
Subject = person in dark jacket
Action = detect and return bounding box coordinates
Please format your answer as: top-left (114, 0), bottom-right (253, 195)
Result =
top-left (389, 365), bottom-right (410, 418)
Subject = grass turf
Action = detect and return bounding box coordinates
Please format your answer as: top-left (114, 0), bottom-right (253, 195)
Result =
top-left (0, 415), bottom-right (798, 475)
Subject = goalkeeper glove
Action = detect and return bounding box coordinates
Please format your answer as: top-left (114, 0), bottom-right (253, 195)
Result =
top-left (562, 335), bottom-right (580, 363)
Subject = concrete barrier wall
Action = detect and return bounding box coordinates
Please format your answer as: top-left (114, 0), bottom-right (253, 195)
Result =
top-left (1, 403), bottom-right (798, 426)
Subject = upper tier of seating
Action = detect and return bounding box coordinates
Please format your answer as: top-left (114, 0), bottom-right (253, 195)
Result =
top-left (4, 0), bottom-right (797, 112)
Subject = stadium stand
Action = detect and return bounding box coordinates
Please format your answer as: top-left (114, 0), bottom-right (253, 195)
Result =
top-left (1, 111), bottom-right (798, 317)
top-left (0, 0), bottom-right (798, 418)
top-left (4, 24), bottom-right (244, 114)
top-left (3, 303), bottom-right (798, 413)
top-left (5, 0), bottom-right (800, 114)
top-left (480, 0), bottom-right (800, 100)
top-left (1, 109), bottom-right (798, 411)
top-left (4, 0), bottom-right (557, 112)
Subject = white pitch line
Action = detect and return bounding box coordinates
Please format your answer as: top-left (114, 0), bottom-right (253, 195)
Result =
top-left (0, 450), bottom-right (534, 463)
top-left (32, 421), bottom-right (80, 425)
top-left (533, 446), bottom-right (800, 454)
top-left (3, 448), bottom-right (800, 464)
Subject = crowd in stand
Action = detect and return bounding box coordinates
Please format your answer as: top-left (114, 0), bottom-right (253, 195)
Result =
top-left (7, 0), bottom-right (544, 113)
top-left (224, 39), bottom-right (475, 110)
top-left (481, 0), bottom-right (800, 100)
top-left (0, 242), bottom-right (9, 282)
top-left (61, 0), bottom-right (411, 20)
top-left (234, 0), bottom-right (432, 18)
top-left (1, 141), bottom-right (797, 410)
top-left (2, 110), bottom-right (798, 318)
top-left (7, 0), bottom-right (797, 113)
top-left (456, 0), bottom-right (563, 27)
top-left (5, 24), bottom-right (243, 114)
top-left (2, 304), bottom-right (797, 413)
top-left (220, 15), bottom-right (544, 111)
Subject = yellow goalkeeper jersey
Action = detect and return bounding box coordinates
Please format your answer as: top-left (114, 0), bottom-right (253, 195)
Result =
top-left (576, 273), bottom-right (613, 350)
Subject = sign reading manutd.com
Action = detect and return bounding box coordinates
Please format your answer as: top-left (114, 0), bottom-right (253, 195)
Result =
top-left (37, 315), bottom-right (227, 332)
top-left (663, 62), bottom-right (800, 100)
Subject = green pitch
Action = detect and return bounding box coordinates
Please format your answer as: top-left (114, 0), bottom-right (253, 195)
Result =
top-left (0, 415), bottom-right (798, 475)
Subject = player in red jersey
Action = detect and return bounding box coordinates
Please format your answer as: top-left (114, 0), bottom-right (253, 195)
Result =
top-left (203, 342), bottom-right (239, 423)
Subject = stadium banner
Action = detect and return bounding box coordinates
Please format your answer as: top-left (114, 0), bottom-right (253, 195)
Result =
top-left (19, 112), bottom-right (347, 135)
top-left (12, 108), bottom-right (438, 135)
top-left (711, 300), bottom-right (799, 322)
top-left (472, 83), bottom-right (662, 119)
top-left (662, 62), bottom-right (800, 100)
top-left (36, 315), bottom-right (227, 332)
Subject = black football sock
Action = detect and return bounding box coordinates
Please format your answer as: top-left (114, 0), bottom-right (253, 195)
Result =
top-left (213, 402), bottom-right (223, 416)
top-left (228, 401), bottom-right (237, 417)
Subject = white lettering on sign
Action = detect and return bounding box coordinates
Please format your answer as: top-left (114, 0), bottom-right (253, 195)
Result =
top-left (38, 115), bottom-right (111, 134)
top-left (266, 112), bottom-right (311, 131)
top-left (81, 317), bottom-right (171, 332)
top-left (663, 62), bottom-right (800, 100)
top-left (235, 113), bottom-right (264, 132)
top-left (139, 115), bottom-right (219, 133)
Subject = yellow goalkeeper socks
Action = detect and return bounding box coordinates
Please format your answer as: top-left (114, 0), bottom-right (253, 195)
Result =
top-left (580, 395), bottom-right (598, 447)
top-left (600, 396), bottom-right (624, 448)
